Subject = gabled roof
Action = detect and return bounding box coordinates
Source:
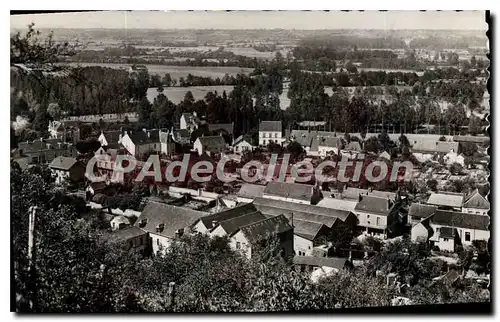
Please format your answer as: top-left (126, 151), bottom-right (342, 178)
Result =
top-left (173, 129), bottom-right (191, 139)
top-left (293, 255), bottom-right (348, 270)
top-left (103, 226), bottom-right (147, 244)
top-left (409, 203), bottom-right (438, 220)
top-left (218, 211), bottom-right (267, 235)
top-left (181, 113), bottom-right (200, 125)
top-left (126, 129), bottom-right (160, 145)
top-left (427, 193), bottom-right (464, 208)
top-left (233, 135), bottom-right (253, 146)
top-left (316, 196), bottom-right (357, 212)
top-left (237, 183), bottom-right (266, 199)
top-left (292, 219), bottom-right (325, 241)
top-left (197, 203), bottom-right (260, 230)
top-left (196, 136), bottom-right (226, 150)
top-left (259, 121), bottom-right (282, 132)
top-left (135, 201), bottom-right (208, 238)
top-left (99, 130), bottom-right (122, 145)
top-left (463, 189), bottom-right (490, 210)
top-left (236, 214), bottom-right (292, 244)
top-left (263, 181), bottom-right (313, 202)
top-left (431, 210), bottom-right (489, 231)
top-left (253, 197), bottom-right (352, 228)
top-left (354, 195), bottom-right (393, 216)
top-left (208, 123), bottom-right (234, 135)
top-left (342, 187), bottom-right (396, 201)
top-left (49, 156), bottom-right (79, 171)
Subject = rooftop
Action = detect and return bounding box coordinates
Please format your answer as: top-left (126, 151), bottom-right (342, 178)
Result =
top-left (259, 121), bottom-right (282, 132)
top-left (427, 193), bottom-right (464, 208)
top-left (263, 181), bottom-right (314, 202)
top-left (49, 156), bottom-right (79, 171)
top-left (237, 183), bottom-right (266, 199)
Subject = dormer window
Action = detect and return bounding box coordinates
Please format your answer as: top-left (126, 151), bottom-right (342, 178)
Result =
top-left (139, 218), bottom-right (148, 227)
top-left (156, 223), bottom-right (165, 233)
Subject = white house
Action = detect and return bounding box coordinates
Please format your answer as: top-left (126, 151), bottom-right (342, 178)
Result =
top-left (120, 129), bottom-right (161, 157)
top-left (353, 195), bottom-right (404, 239)
top-left (412, 141), bottom-right (459, 163)
top-left (259, 121), bottom-right (283, 146)
top-left (411, 209), bottom-right (490, 252)
top-left (98, 130), bottom-right (123, 147)
top-left (233, 135), bottom-right (254, 154)
top-left (193, 135), bottom-right (226, 156)
top-left (180, 112), bottom-right (200, 133)
top-left (111, 216), bottom-right (131, 231)
top-left (134, 201), bottom-right (207, 256)
top-left (292, 219), bottom-right (329, 256)
top-left (228, 215), bottom-right (294, 259)
top-left (462, 189), bottom-right (490, 216)
top-left (48, 156), bottom-right (85, 185)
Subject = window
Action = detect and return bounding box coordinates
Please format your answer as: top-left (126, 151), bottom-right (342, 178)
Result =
top-left (443, 238), bottom-right (449, 242)
top-left (367, 215), bottom-right (370, 219)
top-left (157, 238), bottom-right (160, 246)
top-left (275, 133), bottom-right (278, 138)
top-left (308, 246), bottom-right (311, 249)
top-left (236, 242), bottom-right (241, 249)
top-left (376, 217), bottom-right (381, 226)
top-left (465, 232), bottom-right (471, 242)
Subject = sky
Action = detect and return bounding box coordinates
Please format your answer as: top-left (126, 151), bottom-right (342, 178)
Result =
top-left (10, 11), bottom-right (487, 30)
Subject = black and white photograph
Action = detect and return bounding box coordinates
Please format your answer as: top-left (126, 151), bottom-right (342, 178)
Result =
top-left (9, 10), bottom-right (490, 313)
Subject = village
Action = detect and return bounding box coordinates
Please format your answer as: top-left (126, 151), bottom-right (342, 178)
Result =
top-left (10, 11), bottom-right (490, 312)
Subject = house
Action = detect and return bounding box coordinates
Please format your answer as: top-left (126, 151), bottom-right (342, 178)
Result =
top-left (48, 156), bottom-right (85, 185)
top-left (262, 181), bottom-right (322, 205)
top-left (180, 112), bottom-right (200, 133)
top-left (353, 195), bottom-right (405, 239)
top-left (210, 211), bottom-right (267, 238)
top-left (410, 215), bottom-right (434, 244)
top-left (98, 130), bottom-right (123, 147)
top-left (228, 214), bottom-right (293, 259)
top-left (236, 183), bottom-right (266, 203)
top-left (412, 210), bottom-right (490, 252)
top-left (444, 150), bottom-right (465, 166)
top-left (411, 141), bottom-right (459, 163)
top-left (159, 129), bottom-right (176, 156)
top-left (293, 219), bottom-right (330, 256)
top-left (426, 192), bottom-right (464, 211)
top-left (408, 203), bottom-right (438, 225)
top-left (317, 136), bottom-right (343, 156)
top-left (462, 189), bottom-right (490, 215)
top-left (120, 129), bottom-right (161, 157)
top-left (259, 121), bottom-right (283, 146)
top-left (134, 201), bottom-right (208, 256)
top-left (340, 187), bottom-right (397, 201)
top-left (252, 197), bottom-right (358, 247)
top-left (233, 135), bottom-right (254, 154)
top-left (111, 215), bottom-right (131, 231)
top-left (171, 129), bottom-right (191, 145)
top-left (103, 226), bottom-right (148, 252)
top-left (208, 123), bottom-right (234, 138)
top-left (193, 135), bottom-right (226, 156)
top-left (13, 138), bottom-right (77, 165)
top-left (86, 181), bottom-right (107, 198)
top-left (192, 203), bottom-right (261, 234)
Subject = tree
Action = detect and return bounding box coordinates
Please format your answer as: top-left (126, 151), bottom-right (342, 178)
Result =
top-left (426, 179), bottom-right (438, 191)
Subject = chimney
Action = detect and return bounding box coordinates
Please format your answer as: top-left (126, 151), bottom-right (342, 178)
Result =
top-left (139, 218), bottom-right (148, 227)
top-left (175, 228), bottom-right (184, 238)
top-left (143, 128), bottom-right (147, 133)
top-left (193, 111), bottom-right (197, 118)
top-left (212, 220), bottom-right (218, 227)
top-left (156, 223), bottom-right (165, 233)
top-left (147, 131), bottom-right (151, 138)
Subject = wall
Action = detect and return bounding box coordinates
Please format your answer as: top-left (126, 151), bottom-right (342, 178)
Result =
top-left (209, 225), bottom-right (228, 238)
top-left (259, 131), bottom-right (283, 146)
top-left (230, 231), bottom-right (252, 259)
top-left (410, 222), bottom-right (430, 243)
top-left (193, 139), bottom-right (203, 156)
top-left (294, 234), bottom-right (314, 256)
top-left (151, 233), bottom-right (173, 256)
top-left (354, 211), bottom-right (388, 231)
top-left (120, 135), bottom-right (137, 156)
top-left (192, 220), bottom-right (209, 234)
top-left (462, 208), bottom-right (489, 216)
top-left (234, 141), bottom-right (253, 154)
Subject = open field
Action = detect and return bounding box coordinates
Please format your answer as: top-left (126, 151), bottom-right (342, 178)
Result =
top-left (147, 85), bottom-right (236, 104)
top-left (61, 62), bottom-right (254, 79)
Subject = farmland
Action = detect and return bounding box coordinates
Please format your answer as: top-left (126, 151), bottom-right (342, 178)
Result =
top-left (61, 62), bottom-right (254, 79)
top-left (147, 85), bottom-right (236, 104)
